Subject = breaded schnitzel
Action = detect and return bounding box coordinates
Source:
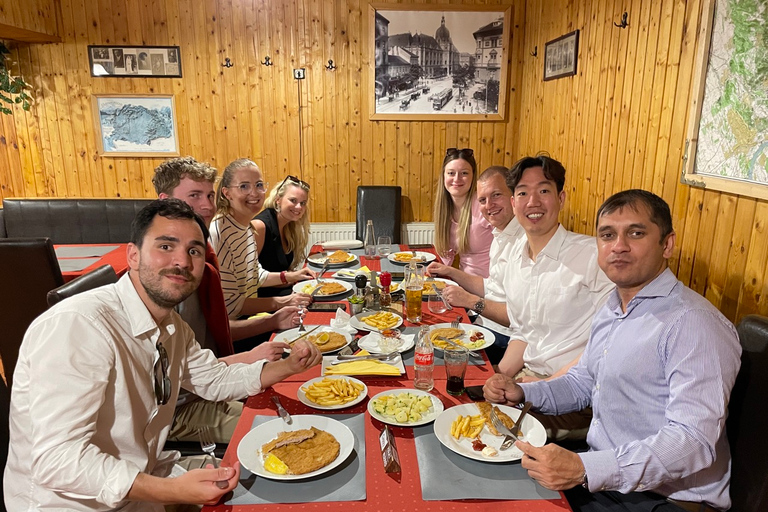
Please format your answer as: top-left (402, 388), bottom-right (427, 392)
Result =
top-left (262, 427), bottom-right (340, 475)
top-left (477, 402), bottom-right (519, 436)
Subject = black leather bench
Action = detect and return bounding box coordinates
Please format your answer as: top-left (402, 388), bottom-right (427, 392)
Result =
top-left (1, 198), bottom-right (153, 244)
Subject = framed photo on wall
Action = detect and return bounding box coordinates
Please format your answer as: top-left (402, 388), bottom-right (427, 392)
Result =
top-left (369, 3), bottom-right (512, 121)
top-left (543, 30), bottom-right (579, 81)
top-left (88, 45), bottom-right (182, 78)
top-left (92, 94), bottom-right (180, 157)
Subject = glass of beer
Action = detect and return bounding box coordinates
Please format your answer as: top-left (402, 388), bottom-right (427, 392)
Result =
top-left (404, 262), bottom-right (424, 323)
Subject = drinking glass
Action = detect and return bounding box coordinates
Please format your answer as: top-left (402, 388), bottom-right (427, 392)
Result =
top-left (377, 236), bottom-right (392, 257)
top-left (427, 292), bottom-right (448, 314)
top-left (444, 346), bottom-right (468, 396)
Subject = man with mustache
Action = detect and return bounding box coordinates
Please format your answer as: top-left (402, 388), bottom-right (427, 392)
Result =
top-left (426, 165), bottom-right (523, 364)
top-left (484, 190), bottom-right (740, 512)
top-left (4, 199), bottom-right (322, 511)
top-left (495, 155), bottom-right (614, 440)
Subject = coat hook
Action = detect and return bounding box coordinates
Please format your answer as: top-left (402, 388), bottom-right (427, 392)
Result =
top-left (262, 56), bottom-right (273, 66)
top-left (614, 12), bottom-right (629, 28)
top-left (530, 46), bottom-right (538, 57)
top-left (222, 58), bottom-right (233, 68)
top-left (325, 59), bottom-right (336, 71)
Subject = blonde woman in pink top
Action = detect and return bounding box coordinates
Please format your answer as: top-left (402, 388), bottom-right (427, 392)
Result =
top-left (433, 148), bottom-right (494, 277)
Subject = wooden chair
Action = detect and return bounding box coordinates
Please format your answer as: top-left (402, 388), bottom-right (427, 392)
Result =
top-left (729, 314), bottom-right (768, 512)
top-left (47, 264), bottom-right (118, 307)
top-left (0, 238), bottom-right (63, 389)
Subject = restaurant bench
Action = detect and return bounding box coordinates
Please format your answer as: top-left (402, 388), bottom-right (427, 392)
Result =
top-left (0, 198), bottom-right (153, 244)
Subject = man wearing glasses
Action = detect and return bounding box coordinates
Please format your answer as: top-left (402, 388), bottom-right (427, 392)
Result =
top-left (4, 199), bottom-right (322, 510)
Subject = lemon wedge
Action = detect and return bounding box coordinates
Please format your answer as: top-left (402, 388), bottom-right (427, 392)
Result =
top-left (264, 453), bottom-right (289, 474)
top-left (315, 332), bottom-right (330, 345)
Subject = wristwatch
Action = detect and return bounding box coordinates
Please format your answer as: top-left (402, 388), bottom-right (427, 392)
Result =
top-left (472, 298), bottom-right (486, 315)
top-left (581, 470), bottom-right (589, 490)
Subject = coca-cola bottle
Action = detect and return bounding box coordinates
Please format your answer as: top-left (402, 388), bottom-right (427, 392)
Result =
top-left (413, 326), bottom-right (434, 392)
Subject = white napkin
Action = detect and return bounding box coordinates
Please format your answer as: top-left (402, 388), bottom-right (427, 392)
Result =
top-left (330, 307), bottom-right (357, 335)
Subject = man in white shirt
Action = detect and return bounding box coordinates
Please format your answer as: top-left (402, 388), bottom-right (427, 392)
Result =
top-left (496, 156), bottom-right (614, 439)
top-left (4, 199), bottom-right (322, 511)
top-left (426, 165), bottom-right (523, 363)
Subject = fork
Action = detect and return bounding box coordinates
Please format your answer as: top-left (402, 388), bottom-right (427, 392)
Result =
top-left (451, 316), bottom-right (461, 329)
top-left (441, 336), bottom-right (481, 359)
top-left (199, 426), bottom-right (228, 488)
top-left (297, 306), bottom-right (307, 333)
top-left (489, 407), bottom-right (520, 451)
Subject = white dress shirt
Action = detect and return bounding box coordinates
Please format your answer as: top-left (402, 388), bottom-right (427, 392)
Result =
top-left (475, 217), bottom-right (523, 335)
top-left (503, 224), bottom-right (614, 376)
top-left (4, 274), bottom-right (267, 511)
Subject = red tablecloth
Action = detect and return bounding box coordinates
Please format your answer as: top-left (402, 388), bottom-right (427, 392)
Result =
top-left (55, 243), bottom-right (129, 282)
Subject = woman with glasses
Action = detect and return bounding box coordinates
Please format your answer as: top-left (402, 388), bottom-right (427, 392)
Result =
top-left (251, 175), bottom-right (312, 297)
top-left (210, 159), bottom-right (315, 333)
top-left (433, 148), bottom-right (494, 277)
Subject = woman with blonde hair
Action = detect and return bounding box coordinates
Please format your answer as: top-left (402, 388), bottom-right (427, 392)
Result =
top-left (251, 175), bottom-right (312, 297)
top-left (433, 148), bottom-right (494, 277)
top-left (210, 158), bottom-right (315, 324)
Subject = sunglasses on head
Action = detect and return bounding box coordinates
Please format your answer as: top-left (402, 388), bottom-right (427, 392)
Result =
top-left (154, 342), bottom-right (171, 406)
top-left (278, 175), bottom-right (310, 190)
top-left (445, 148), bottom-right (474, 158)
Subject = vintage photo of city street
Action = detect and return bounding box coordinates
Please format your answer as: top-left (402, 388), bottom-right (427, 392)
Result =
top-left (371, 7), bottom-right (509, 120)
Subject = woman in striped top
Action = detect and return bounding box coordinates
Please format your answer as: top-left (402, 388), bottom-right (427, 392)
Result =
top-left (209, 158), bottom-right (315, 319)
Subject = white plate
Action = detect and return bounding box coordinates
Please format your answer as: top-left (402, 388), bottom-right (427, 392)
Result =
top-left (433, 404), bottom-right (546, 462)
top-left (387, 251), bottom-right (437, 265)
top-left (293, 279), bottom-right (353, 297)
top-left (273, 326), bottom-right (353, 354)
top-left (321, 354), bottom-right (405, 376)
top-left (307, 252), bottom-right (359, 268)
top-left (422, 277), bottom-right (458, 296)
top-left (297, 376), bottom-right (368, 410)
top-left (321, 240), bottom-right (364, 250)
top-left (349, 311), bottom-right (404, 333)
top-left (357, 332), bottom-right (416, 354)
top-left (367, 389), bottom-right (445, 427)
top-left (237, 415), bottom-right (355, 480)
top-left (429, 323), bottom-right (496, 352)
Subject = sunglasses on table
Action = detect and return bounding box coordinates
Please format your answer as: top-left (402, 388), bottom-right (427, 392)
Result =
top-left (445, 148), bottom-right (474, 158)
top-left (278, 175), bottom-right (310, 190)
top-left (154, 341), bottom-right (171, 406)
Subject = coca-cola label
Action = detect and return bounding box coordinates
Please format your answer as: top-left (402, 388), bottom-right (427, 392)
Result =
top-left (414, 352), bottom-right (434, 366)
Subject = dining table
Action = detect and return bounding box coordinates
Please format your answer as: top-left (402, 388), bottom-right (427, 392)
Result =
top-left (53, 243), bottom-right (129, 282)
top-left (202, 244), bottom-right (571, 512)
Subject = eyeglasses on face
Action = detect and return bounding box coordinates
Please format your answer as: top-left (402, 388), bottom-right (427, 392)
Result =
top-left (154, 342), bottom-right (171, 406)
top-left (232, 181), bottom-right (267, 194)
top-left (278, 175), bottom-right (310, 190)
top-left (445, 148), bottom-right (474, 158)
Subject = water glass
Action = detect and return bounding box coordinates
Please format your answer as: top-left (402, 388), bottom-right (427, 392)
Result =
top-left (377, 236), bottom-right (392, 257)
top-left (427, 292), bottom-right (448, 314)
top-left (444, 347), bottom-right (468, 396)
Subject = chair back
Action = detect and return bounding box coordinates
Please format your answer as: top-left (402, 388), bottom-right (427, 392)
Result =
top-left (0, 238), bottom-right (63, 389)
top-left (355, 186), bottom-right (402, 244)
top-left (47, 264), bottom-right (118, 307)
top-left (729, 314), bottom-right (768, 512)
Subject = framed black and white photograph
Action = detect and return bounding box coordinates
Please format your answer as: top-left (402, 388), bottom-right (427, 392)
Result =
top-left (543, 30), bottom-right (579, 81)
top-left (369, 3), bottom-right (512, 121)
top-left (88, 45), bottom-right (182, 78)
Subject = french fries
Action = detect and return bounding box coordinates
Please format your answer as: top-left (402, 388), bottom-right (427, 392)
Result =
top-left (361, 311), bottom-right (400, 330)
top-left (301, 377), bottom-right (365, 406)
top-left (450, 414), bottom-right (485, 440)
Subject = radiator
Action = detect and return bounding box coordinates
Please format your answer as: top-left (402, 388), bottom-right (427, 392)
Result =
top-left (308, 222), bottom-right (435, 247)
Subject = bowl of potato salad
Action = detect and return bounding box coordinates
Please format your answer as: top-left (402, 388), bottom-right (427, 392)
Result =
top-left (367, 389), bottom-right (444, 427)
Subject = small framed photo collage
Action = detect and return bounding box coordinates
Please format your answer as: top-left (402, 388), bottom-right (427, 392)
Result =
top-left (88, 45), bottom-right (182, 78)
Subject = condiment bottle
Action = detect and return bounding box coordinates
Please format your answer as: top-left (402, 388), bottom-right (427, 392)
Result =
top-left (363, 220), bottom-right (376, 257)
top-left (414, 326), bottom-right (434, 392)
top-left (379, 271), bottom-right (392, 307)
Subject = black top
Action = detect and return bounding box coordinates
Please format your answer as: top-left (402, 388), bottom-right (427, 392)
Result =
top-left (254, 208), bottom-right (293, 297)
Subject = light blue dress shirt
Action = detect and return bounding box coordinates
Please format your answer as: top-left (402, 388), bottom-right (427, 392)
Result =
top-left (522, 268), bottom-right (741, 510)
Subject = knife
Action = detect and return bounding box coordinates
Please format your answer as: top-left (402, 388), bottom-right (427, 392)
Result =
top-left (271, 396), bottom-right (292, 425)
top-left (512, 401), bottom-right (532, 436)
top-left (287, 325), bottom-right (320, 344)
top-left (431, 283), bottom-right (453, 311)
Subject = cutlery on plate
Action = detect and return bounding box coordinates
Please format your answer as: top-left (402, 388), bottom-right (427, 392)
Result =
top-left (198, 426), bottom-right (228, 489)
top-left (439, 336), bottom-right (480, 359)
top-left (331, 352), bottom-right (400, 365)
top-left (489, 407), bottom-right (520, 450)
top-left (512, 401), bottom-right (532, 435)
top-left (431, 283), bottom-right (453, 311)
top-left (271, 396), bottom-right (293, 425)
top-left (288, 325), bottom-right (320, 344)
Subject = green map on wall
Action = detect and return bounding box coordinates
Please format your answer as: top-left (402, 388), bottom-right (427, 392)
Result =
top-left (696, 0), bottom-right (767, 183)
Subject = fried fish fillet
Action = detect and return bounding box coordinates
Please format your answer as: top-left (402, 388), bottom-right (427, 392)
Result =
top-left (477, 402), bottom-right (519, 436)
top-left (262, 427), bottom-right (340, 475)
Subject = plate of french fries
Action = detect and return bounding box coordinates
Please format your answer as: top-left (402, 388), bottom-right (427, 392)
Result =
top-left (349, 311), bottom-right (403, 333)
top-left (387, 251), bottom-right (437, 265)
top-left (433, 403), bottom-right (546, 462)
top-left (297, 376), bottom-right (368, 410)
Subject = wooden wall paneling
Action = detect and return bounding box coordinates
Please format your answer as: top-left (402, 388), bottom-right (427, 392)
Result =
top-left (322, 0), bottom-right (340, 220)
top-left (170, 0), bottom-right (199, 161)
top-left (703, 192), bottom-right (738, 309)
top-left (308, 0), bottom-right (327, 220)
top-left (273, 0), bottom-right (294, 179)
top-left (244, 0), bottom-right (264, 166)
top-left (333, 0), bottom-right (353, 221)
top-left (720, 197), bottom-right (756, 320)
top-left (31, 44), bottom-right (59, 196)
top-left (396, 121), bottom-right (409, 221)
top-left (230, 1), bottom-right (252, 161)
top-left (504, 0), bottom-right (525, 163)
top-left (419, 122), bottom-right (434, 221)
top-left (347, 0), bottom-right (363, 200)
top-left (735, 201), bottom-right (768, 321)
top-left (191, 0), bottom-right (216, 166)
top-left (49, 42), bottom-right (81, 196)
top-left (564, 0), bottom-right (587, 231)
top-left (408, 121), bottom-right (422, 222)
top-left (7, 45), bottom-right (40, 198)
top-left (217, 0), bottom-right (241, 161)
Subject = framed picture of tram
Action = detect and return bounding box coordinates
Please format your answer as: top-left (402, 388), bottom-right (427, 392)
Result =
top-left (368, 4), bottom-right (512, 121)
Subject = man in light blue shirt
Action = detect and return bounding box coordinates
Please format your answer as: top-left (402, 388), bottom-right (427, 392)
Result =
top-left (484, 189), bottom-right (741, 511)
